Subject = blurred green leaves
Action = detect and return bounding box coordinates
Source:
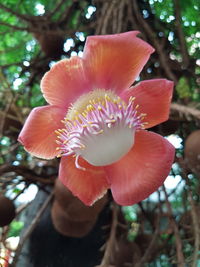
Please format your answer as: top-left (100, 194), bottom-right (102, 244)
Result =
top-left (8, 220), bottom-right (24, 237)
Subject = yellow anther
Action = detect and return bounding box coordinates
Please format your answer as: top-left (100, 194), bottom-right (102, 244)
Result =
top-left (63, 140), bottom-right (68, 144)
top-left (129, 96), bottom-right (135, 102)
top-left (55, 130), bottom-right (60, 135)
top-left (105, 94), bottom-right (110, 101)
top-left (56, 147), bottom-right (60, 150)
top-left (98, 129), bottom-right (104, 134)
top-left (118, 105), bottom-right (122, 109)
top-left (135, 104), bottom-right (139, 109)
top-left (89, 99), bottom-right (96, 105)
top-left (101, 101), bottom-right (105, 106)
top-left (87, 104), bottom-right (93, 111)
top-left (81, 111), bottom-right (87, 117)
top-left (98, 106), bottom-right (102, 111)
top-left (56, 154), bottom-right (62, 158)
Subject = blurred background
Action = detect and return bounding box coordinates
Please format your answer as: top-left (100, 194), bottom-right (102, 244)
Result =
top-left (0, 0), bottom-right (200, 266)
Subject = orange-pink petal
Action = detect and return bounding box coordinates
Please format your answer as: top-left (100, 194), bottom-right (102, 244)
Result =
top-left (41, 57), bottom-right (91, 107)
top-left (59, 156), bottom-right (110, 206)
top-left (83, 31), bottom-right (154, 93)
top-left (104, 130), bottom-right (175, 206)
top-left (120, 79), bottom-right (173, 128)
top-left (18, 105), bottom-right (66, 159)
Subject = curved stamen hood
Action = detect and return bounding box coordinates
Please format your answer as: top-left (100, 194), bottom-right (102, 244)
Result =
top-left (55, 90), bottom-right (146, 169)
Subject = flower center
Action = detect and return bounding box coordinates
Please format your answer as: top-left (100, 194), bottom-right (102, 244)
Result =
top-left (55, 90), bottom-right (146, 170)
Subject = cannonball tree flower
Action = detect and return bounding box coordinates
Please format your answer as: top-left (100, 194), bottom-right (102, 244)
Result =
top-left (18, 31), bottom-right (175, 206)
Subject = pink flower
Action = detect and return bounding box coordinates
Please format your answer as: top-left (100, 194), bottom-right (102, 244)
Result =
top-left (18, 31), bottom-right (175, 206)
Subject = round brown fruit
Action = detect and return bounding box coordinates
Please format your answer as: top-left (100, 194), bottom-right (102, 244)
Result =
top-left (51, 200), bottom-right (97, 237)
top-left (0, 196), bottom-right (16, 227)
top-left (184, 130), bottom-right (200, 175)
top-left (54, 179), bottom-right (108, 222)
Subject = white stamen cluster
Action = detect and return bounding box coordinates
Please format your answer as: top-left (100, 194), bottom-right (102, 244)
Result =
top-left (55, 93), bottom-right (147, 170)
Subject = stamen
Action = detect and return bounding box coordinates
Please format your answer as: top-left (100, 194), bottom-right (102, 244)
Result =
top-left (75, 155), bottom-right (86, 171)
top-left (55, 90), bottom-right (147, 168)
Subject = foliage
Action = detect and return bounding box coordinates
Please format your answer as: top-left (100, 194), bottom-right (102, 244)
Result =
top-left (8, 221), bottom-right (24, 237)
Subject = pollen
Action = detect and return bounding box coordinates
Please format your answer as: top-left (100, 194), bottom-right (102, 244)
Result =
top-left (55, 89), bottom-right (147, 170)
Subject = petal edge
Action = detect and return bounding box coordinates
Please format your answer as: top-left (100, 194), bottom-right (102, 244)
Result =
top-left (41, 57), bottom-right (90, 107)
top-left (59, 156), bottom-right (110, 206)
top-left (120, 79), bottom-right (174, 128)
top-left (83, 31), bottom-right (154, 93)
top-left (18, 105), bottom-right (66, 159)
top-left (104, 130), bottom-right (175, 206)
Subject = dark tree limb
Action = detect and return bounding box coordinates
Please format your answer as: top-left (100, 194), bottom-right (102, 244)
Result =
top-left (163, 185), bottom-right (185, 266)
top-left (173, 0), bottom-right (190, 68)
top-left (0, 21), bottom-right (28, 31)
top-left (170, 103), bottom-right (200, 121)
top-left (132, 0), bottom-right (178, 83)
top-left (46, 0), bottom-right (67, 18)
top-left (96, 203), bottom-right (118, 267)
top-left (0, 164), bottom-right (56, 185)
top-left (0, 3), bottom-right (29, 22)
top-left (10, 191), bottom-right (54, 267)
top-left (135, 227), bottom-right (159, 267)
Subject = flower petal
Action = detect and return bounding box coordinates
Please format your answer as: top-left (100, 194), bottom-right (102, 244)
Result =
top-left (120, 79), bottom-right (173, 128)
top-left (41, 57), bottom-right (90, 107)
top-left (18, 105), bottom-right (66, 159)
top-left (104, 130), bottom-right (175, 206)
top-left (83, 31), bottom-right (154, 93)
top-left (59, 156), bottom-right (110, 206)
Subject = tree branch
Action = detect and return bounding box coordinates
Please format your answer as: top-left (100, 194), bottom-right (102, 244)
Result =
top-left (0, 164), bottom-right (56, 185)
top-left (10, 191), bottom-right (54, 267)
top-left (170, 103), bottom-right (200, 121)
top-left (96, 203), bottom-right (118, 267)
top-left (0, 21), bottom-right (28, 31)
top-left (47, 0), bottom-right (67, 18)
top-left (163, 185), bottom-right (185, 266)
top-left (0, 3), bottom-right (29, 22)
top-left (132, 1), bottom-right (178, 83)
top-left (173, 0), bottom-right (190, 68)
